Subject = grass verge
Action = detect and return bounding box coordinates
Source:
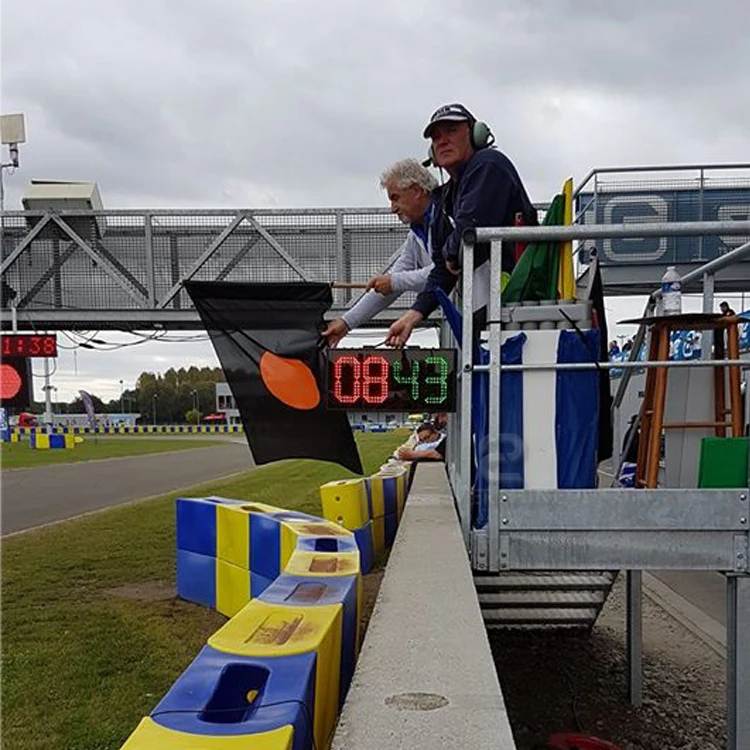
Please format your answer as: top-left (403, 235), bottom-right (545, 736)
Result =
top-left (1, 430), bottom-right (406, 750)
top-left (0, 437), bottom-right (230, 470)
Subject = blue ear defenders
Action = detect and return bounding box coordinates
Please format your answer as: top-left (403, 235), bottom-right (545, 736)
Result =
top-left (422, 119), bottom-right (495, 167)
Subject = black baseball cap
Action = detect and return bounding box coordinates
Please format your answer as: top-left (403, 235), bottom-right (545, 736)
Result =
top-left (423, 103), bottom-right (475, 138)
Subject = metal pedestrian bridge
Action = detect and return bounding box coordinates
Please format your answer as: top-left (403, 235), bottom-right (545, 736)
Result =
top-left (2, 163), bottom-right (749, 332)
top-left (0, 207), bottom-right (415, 330)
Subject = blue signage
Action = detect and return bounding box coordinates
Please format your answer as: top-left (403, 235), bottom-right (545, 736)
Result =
top-left (577, 188), bottom-right (750, 266)
top-left (609, 312), bottom-right (750, 378)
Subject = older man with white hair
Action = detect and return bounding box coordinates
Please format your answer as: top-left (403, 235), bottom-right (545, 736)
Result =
top-left (322, 158), bottom-right (437, 347)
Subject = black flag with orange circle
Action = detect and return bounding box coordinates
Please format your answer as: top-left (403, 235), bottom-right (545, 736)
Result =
top-left (185, 280), bottom-right (363, 474)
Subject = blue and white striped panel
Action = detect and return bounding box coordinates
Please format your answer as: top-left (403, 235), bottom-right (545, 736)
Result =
top-left (501, 328), bottom-right (600, 491)
top-left (504, 330), bottom-right (559, 489)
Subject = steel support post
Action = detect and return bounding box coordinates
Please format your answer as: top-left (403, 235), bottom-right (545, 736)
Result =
top-left (626, 570), bottom-right (643, 706)
top-left (144, 212), bottom-right (155, 307)
top-left (487, 240), bottom-right (503, 571)
top-left (458, 239), bottom-right (475, 547)
top-left (726, 574), bottom-right (750, 750)
top-left (335, 211), bottom-right (345, 307)
top-left (702, 272), bottom-right (715, 360)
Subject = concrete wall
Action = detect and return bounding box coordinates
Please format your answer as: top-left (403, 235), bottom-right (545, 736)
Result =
top-left (333, 463), bottom-right (516, 749)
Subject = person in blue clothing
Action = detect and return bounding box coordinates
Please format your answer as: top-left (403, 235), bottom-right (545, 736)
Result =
top-left (322, 158), bottom-right (437, 347)
top-left (386, 103), bottom-right (537, 347)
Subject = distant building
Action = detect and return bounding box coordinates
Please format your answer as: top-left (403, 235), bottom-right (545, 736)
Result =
top-left (215, 383), bottom-right (242, 425)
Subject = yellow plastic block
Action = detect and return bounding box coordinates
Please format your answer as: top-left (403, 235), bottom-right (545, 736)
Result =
top-left (209, 599), bottom-right (342, 750)
top-left (121, 717), bottom-right (293, 749)
top-left (34, 434), bottom-right (50, 450)
top-left (284, 549), bottom-right (360, 577)
top-left (237, 501), bottom-right (284, 515)
top-left (10, 432), bottom-right (20, 443)
top-left (63, 434), bottom-right (76, 449)
top-left (280, 518), bottom-right (353, 538)
top-left (217, 503), bottom-right (250, 568)
top-left (368, 476), bottom-right (386, 519)
top-left (216, 558), bottom-right (251, 618)
top-left (319, 479), bottom-right (369, 530)
top-left (280, 523), bottom-right (297, 571)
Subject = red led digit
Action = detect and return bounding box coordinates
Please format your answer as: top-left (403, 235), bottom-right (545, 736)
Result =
top-left (2, 337), bottom-right (10, 357)
top-left (29, 336), bottom-right (42, 355)
top-left (42, 336), bottom-right (56, 356)
top-left (361, 355), bottom-right (388, 404)
top-left (333, 355), bottom-right (361, 405)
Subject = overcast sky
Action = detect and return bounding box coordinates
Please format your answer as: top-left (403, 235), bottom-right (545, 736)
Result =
top-left (2, 0), bottom-right (749, 403)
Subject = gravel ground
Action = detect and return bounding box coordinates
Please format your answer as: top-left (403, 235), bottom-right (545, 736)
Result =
top-left (488, 574), bottom-right (726, 750)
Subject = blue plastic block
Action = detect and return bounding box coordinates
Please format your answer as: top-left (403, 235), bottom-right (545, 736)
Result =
top-left (150, 645), bottom-right (315, 750)
top-left (295, 536), bottom-right (358, 554)
top-left (260, 574), bottom-right (359, 707)
top-left (176, 549), bottom-right (216, 609)
top-left (353, 524), bottom-right (374, 575)
top-left (251, 514), bottom-right (281, 581)
top-left (250, 571), bottom-right (276, 599)
top-left (49, 434), bottom-right (66, 449)
top-left (384, 512), bottom-right (398, 549)
top-left (176, 498), bottom-right (217, 557)
top-left (382, 477), bottom-right (398, 517)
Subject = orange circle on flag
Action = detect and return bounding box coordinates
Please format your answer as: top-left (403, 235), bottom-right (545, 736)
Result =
top-left (259, 352), bottom-right (320, 410)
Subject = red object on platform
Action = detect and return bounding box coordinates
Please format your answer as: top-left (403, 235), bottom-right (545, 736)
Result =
top-left (547, 733), bottom-right (623, 750)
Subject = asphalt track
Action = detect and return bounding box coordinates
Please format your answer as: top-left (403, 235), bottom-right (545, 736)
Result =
top-left (1, 440), bottom-right (255, 535)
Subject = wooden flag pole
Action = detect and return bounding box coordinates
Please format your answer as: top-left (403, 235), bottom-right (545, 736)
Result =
top-left (331, 281), bottom-right (369, 289)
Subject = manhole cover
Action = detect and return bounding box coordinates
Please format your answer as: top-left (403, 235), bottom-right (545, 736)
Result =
top-left (384, 692), bottom-right (449, 711)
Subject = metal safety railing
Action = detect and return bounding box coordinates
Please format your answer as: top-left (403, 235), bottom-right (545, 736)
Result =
top-left (440, 218), bottom-right (750, 750)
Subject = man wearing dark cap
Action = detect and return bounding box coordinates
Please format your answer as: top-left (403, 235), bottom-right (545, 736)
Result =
top-left (386, 103), bottom-right (537, 346)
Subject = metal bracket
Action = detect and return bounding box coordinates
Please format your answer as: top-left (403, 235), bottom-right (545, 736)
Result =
top-left (471, 528), bottom-right (489, 571)
top-left (499, 532), bottom-right (510, 570)
top-left (735, 533), bottom-right (749, 573)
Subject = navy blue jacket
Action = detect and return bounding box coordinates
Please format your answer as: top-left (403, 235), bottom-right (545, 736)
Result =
top-left (412, 148), bottom-right (537, 319)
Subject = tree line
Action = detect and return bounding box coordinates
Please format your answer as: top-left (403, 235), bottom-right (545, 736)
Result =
top-left (34, 366), bottom-right (227, 425)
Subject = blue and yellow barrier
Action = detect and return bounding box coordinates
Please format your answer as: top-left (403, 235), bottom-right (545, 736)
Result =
top-left (13, 424), bottom-right (244, 437)
top-left (122, 464), bottom-right (412, 750)
top-left (321, 464), bottom-right (410, 559)
top-left (30, 432), bottom-right (76, 450)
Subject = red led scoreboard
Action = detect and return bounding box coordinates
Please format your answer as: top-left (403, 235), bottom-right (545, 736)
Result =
top-left (1, 334), bottom-right (58, 358)
top-left (326, 348), bottom-right (457, 412)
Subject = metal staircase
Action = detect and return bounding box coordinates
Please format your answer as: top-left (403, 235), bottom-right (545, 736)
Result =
top-left (474, 571), bottom-right (618, 630)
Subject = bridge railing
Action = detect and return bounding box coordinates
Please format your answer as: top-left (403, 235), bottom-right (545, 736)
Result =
top-left (0, 207), bottom-right (414, 328)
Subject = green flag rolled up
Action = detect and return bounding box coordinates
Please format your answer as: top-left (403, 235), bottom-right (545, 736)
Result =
top-left (503, 192), bottom-right (565, 303)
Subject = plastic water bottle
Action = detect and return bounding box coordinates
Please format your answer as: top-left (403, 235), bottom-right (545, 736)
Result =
top-left (660, 266), bottom-right (682, 316)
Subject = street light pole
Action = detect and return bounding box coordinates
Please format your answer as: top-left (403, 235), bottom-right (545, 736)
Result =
top-left (119, 379), bottom-right (124, 414)
top-left (152, 393), bottom-right (158, 426)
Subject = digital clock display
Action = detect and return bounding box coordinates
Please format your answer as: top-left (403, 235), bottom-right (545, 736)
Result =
top-left (326, 348), bottom-right (457, 412)
top-left (1, 334), bottom-right (58, 358)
